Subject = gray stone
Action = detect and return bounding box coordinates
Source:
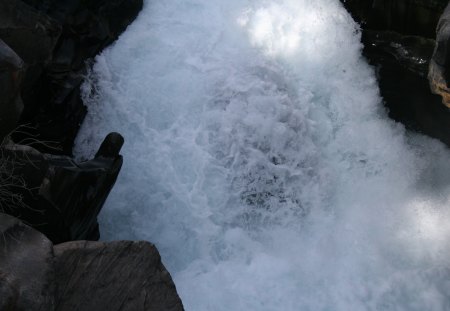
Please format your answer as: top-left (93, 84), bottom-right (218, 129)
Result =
top-left (54, 241), bottom-right (185, 311)
top-left (0, 213), bottom-right (56, 311)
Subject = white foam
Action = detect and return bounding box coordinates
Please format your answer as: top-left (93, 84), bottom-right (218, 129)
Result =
top-left (75, 0), bottom-right (450, 310)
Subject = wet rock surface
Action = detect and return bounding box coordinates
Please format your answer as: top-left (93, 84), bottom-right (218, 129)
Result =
top-left (429, 2), bottom-right (450, 107)
top-left (0, 133), bottom-right (123, 244)
top-left (0, 214), bottom-right (184, 311)
top-left (343, 0), bottom-right (448, 38)
top-left (0, 0), bottom-right (143, 154)
top-left (343, 0), bottom-right (450, 148)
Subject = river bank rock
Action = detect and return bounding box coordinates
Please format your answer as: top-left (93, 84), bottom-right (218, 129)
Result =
top-left (54, 241), bottom-right (184, 311)
top-left (0, 133), bottom-right (123, 244)
top-left (0, 213), bottom-right (56, 310)
top-left (429, 2), bottom-right (450, 107)
top-left (343, 0), bottom-right (448, 38)
top-left (0, 0), bottom-right (143, 154)
top-left (0, 39), bottom-right (23, 142)
top-left (342, 0), bottom-right (450, 147)
top-left (0, 214), bottom-right (184, 311)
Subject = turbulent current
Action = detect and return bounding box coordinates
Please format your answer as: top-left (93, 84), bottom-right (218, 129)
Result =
top-left (75, 0), bottom-right (450, 310)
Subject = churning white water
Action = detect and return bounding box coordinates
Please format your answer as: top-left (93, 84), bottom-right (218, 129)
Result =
top-left (75, 0), bottom-right (450, 309)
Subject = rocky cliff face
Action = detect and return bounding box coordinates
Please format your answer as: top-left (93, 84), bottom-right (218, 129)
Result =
top-left (343, 0), bottom-right (448, 38)
top-left (343, 0), bottom-right (450, 147)
top-left (0, 39), bottom-right (23, 141)
top-left (0, 1), bottom-right (185, 308)
top-left (0, 0), bottom-right (143, 154)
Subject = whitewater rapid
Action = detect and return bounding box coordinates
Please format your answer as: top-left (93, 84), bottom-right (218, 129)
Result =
top-left (75, 0), bottom-right (450, 310)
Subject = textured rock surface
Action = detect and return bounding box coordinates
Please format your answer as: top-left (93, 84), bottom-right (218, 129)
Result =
top-left (343, 0), bottom-right (450, 147)
top-left (363, 29), bottom-right (450, 147)
top-left (0, 213), bottom-right (56, 310)
top-left (0, 215), bottom-right (185, 311)
top-left (54, 241), bottom-right (184, 311)
top-left (0, 0), bottom-right (143, 154)
top-left (1, 133), bottom-right (123, 243)
top-left (429, 2), bottom-right (450, 107)
top-left (0, 39), bottom-right (24, 141)
top-left (0, 0), bottom-right (61, 113)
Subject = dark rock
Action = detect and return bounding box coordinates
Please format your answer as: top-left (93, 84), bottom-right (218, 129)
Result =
top-left (5, 0), bottom-right (143, 155)
top-left (363, 30), bottom-right (450, 147)
top-left (0, 212), bottom-right (56, 310)
top-left (54, 240), bottom-right (184, 311)
top-left (342, 1), bottom-right (450, 147)
top-left (429, 2), bottom-right (450, 107)
top-left (95, 132), bottom-right (124, 158)
top-left (0, 0), bottom-right (61, 111)
top-left (0, 214), bottom-right (185, 310)
top-left (0, 39), bottom-right (24, 141)
top-left (363, 30), bottom-right (435, 76)
top-left (343, 0), bottom-right (448, 38)
top-left (0, 133), bottom-right (123, 243)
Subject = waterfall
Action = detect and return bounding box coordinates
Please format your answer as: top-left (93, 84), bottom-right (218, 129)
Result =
top-left (75, 0), bottom-right (450, 310)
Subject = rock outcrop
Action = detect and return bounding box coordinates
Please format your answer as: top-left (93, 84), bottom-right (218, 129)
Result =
top-left (343, 0), bottom-right (448, 38)
top-left (342, 0), bottom-right (450, 147)
top-left (1, 133), bottom-right (123, 244)
top-left (429, 2), bottom-right (450, 107)
top-left (0, 213), bottom-right (185, 311)
top-left (0, 0), bottom-right (143, 154)
top-left (0, 39), bottom-right (24, 142)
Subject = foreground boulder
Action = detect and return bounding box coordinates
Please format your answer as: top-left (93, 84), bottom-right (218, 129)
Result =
top-left (54, 241), bottom-right (184, 311)
top-left (0, 39), bottom-right (24, 142)
top-left (0, 214), bottom-right (184, 310)
top-left (429, 3), bottom-right (450, 108)
top-left (0, 132), bottom-right (123, 243)
top-left (0, 213), bottom-right (55, 310)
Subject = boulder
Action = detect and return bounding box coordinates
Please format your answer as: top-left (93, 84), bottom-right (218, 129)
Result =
top-left (0, 39), bottom-right (24, 142)
top-left (0, 213), bottom-right (56, 310)
top-left (0, 214), bottom-right (185, 310)
top-left (429, 3), bottom-right (450, 108)
top-left (54, 241), bottom-right (185, 311)
top-left (0, 133), bottom-right (123, 243)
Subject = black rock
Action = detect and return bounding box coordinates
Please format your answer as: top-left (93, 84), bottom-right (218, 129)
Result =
top-left (0, 39), bottom-right (24, 141)
top-left (342, 0), bottom-right (448, 38)
top-left (0, 133), bottom-right (123, 243)
top-left (2, 0), bottom-right (144, 155)
top-left (0, 0), bottom-right (61, 114)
